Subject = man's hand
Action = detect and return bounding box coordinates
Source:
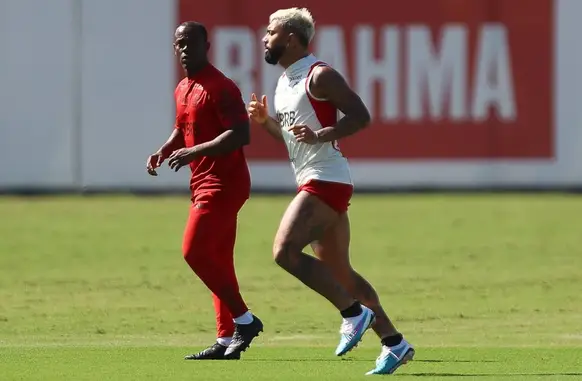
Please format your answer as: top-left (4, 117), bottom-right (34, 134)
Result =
top-left (146, 152), bottom-right (165, 176)
top-left (168, 148), bottom-right (197, 172)
top-left (247, 93), bottom-right (268, 124)
top-left (289, 125), bottom-right (318, 145)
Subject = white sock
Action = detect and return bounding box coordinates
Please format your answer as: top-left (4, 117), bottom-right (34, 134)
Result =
top-left (388, 339), bottom-right (407, 350)
top-left (233, 311), bottom-right (254, 325)
top-left (217, 337), bottom-right (232, 347)
top-left (344, 307), bottom-right (366, 324)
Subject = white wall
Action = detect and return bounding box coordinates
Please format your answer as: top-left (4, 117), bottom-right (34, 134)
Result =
top-left (0, 0), bottom-right (76, 188)
top-left (0, 0), bottom-right (581, 191)
top-left (0, 0), bottom-right (186, 191)
top-left (79, 0), bottom-right (187, 189)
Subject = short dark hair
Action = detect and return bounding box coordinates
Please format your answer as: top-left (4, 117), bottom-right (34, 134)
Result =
top-left (179, 21), bottom-right (208, 42)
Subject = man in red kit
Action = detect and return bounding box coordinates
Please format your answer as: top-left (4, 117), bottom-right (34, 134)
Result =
top-left (146, 21), bottom-right (263, 360)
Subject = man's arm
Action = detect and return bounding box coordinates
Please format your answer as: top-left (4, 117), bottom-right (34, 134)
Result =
top-left (190, 125), bottom-right (249, 157)
top-left (309, 66), bottom-right (371, 143)
top-left (192, 85), bottom-right (250, 157)
top-left (147, 127), bottom-right (185, 176)
top-left (260, 116), bottom-right (284, 142)
top-left (155, 91), bottom-right (186, 159)
top-left (157, 128), bottom-right (185, 158)
top-left (248, 93), bottom-right (284, 142)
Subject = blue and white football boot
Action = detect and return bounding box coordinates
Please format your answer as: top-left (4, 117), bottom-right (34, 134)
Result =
top-left (366, 339), bottom-right (415, 375)
top-left (335, 305), bottom-right (375, 356)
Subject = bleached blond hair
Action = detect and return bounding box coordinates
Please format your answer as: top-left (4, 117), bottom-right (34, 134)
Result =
top-left (269, 7), bottom-right (315, 46)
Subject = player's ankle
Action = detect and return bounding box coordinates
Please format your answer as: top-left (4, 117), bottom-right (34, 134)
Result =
top-left (233, 311), bottom-right (254, 325)
top-left (340, 301), bottom-right (363, 318)
top-left (381, 333), bottom-right (403, 347)
top-left (217, 337), bottom-right (232, 346)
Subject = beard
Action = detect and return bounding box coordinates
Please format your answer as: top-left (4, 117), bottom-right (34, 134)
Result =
top-left (264, 44), bottom-right (286, 65)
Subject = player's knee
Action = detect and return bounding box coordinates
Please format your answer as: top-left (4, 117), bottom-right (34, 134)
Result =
top-left (182, 246), bottom-right (204, 271)
top-left (272, 242), bottom-right (286, 267)
top-left (272, 241), bottom-right (299, 269)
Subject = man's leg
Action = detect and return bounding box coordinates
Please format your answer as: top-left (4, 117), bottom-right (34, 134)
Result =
top-left (311, 213), bottom-right (414, 374)
top-left (212, 215), bottom-right (237, 346)
top-left (217, 211), bottom-right (263, 359)
top-left (212, 294), bottom-right (234, 345)
top-left (182, 201), bottom-right (262, 360)
top-left (272, 191), bottom-right (374, 355)
top-left (311, 213), bottom-right (400, 339)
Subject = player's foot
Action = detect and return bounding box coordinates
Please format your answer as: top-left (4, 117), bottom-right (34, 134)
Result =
top-left (224, 315), bottom-right (263, 359)
top-left (184, 342), bottom-right (240, 360)
top-left (335, 305), bottom-right (375, 356)
top-left (365, 339), bottom-right (415, 375)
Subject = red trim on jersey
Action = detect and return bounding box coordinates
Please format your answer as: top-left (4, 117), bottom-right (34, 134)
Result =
top-left (305, 62), bottom-right (338, 129)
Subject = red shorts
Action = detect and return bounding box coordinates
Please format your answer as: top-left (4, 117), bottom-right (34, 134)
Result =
top-left (298, 180), bottom-right (354, 213)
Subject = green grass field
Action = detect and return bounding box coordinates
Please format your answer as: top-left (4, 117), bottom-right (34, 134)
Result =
top-left (1, 194), bottom-right (581, 380)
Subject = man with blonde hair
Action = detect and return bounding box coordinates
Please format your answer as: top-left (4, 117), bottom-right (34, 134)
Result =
top-left (248, 7), bottom-right (414, 375)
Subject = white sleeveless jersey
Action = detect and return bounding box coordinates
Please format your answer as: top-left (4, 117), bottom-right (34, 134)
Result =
top-left (273, 54), bottom-right (353, 187)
